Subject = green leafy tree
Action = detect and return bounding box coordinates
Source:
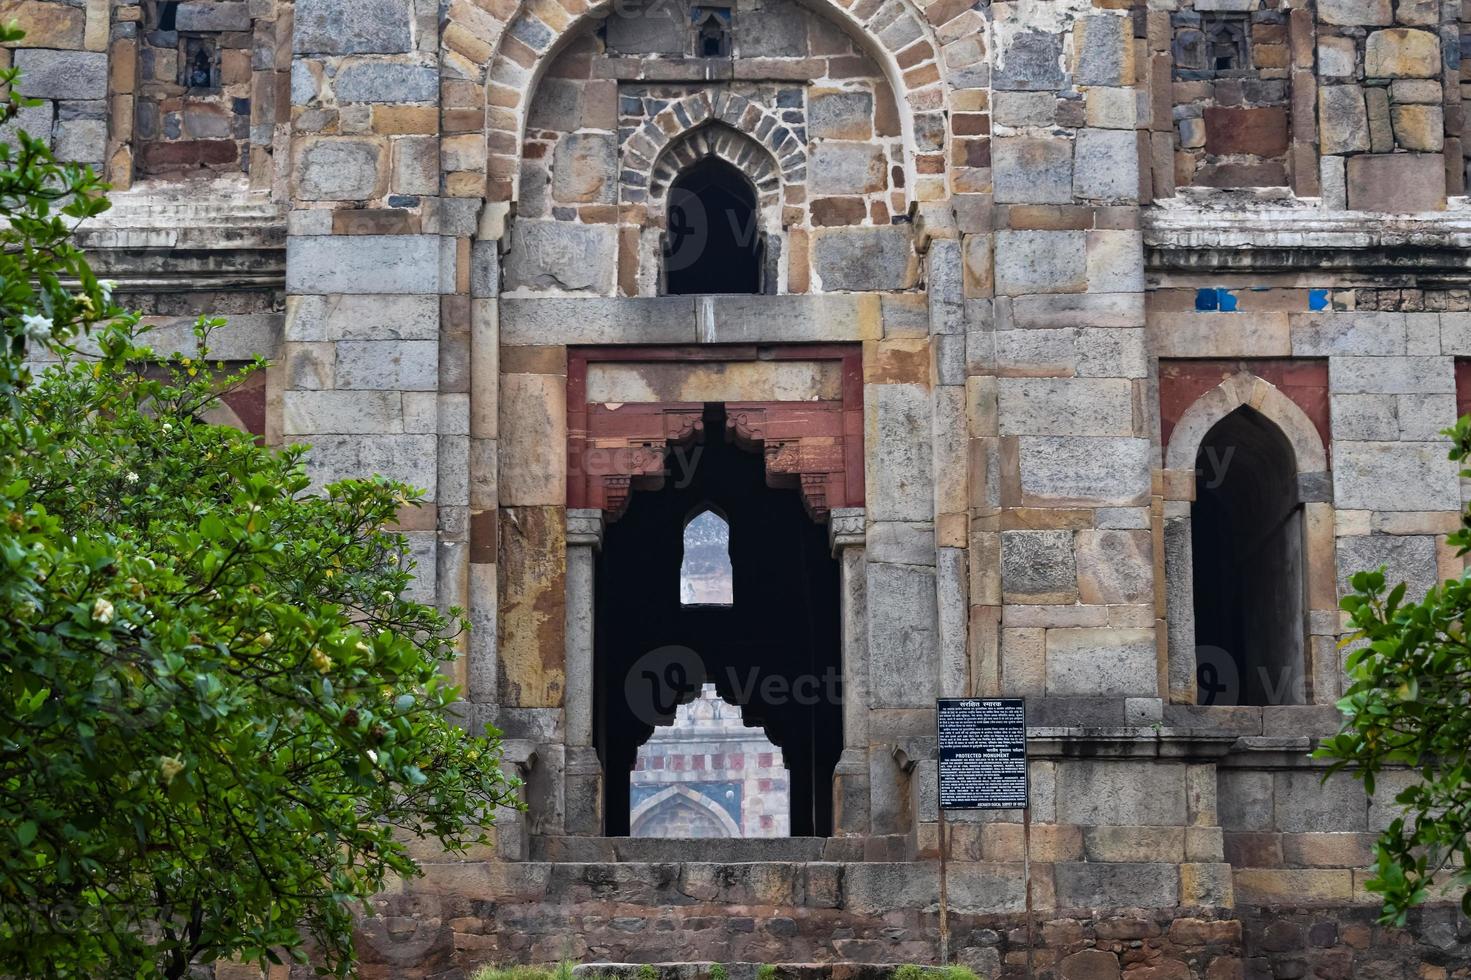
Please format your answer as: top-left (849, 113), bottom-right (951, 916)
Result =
top-left (1318, 414), bottom-right (1471, 924)
top-left (0, 25), bottom-right (520, 978)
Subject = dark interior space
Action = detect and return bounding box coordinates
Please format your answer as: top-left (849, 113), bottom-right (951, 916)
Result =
top-left (1191, 405), bottom-right (1306, 706)
top-left (664, 157), bottom-right (763, 295)
top-left (595, 404), bottom-right (842, 835)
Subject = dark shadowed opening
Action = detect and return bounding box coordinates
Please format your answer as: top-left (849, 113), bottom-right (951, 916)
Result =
top-left (1191, 405), bottom-right (1306, 706)
top-left (664, 157), bottom-right (762, 295)
top-left (595, 404), bottom-right (841, 836)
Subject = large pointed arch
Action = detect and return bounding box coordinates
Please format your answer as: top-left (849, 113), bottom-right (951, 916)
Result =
top-left (470, 0), bottom-right (956, 205)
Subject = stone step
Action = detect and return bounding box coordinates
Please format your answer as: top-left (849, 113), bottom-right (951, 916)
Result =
top-left (529, 836), bottom-right (915, 863)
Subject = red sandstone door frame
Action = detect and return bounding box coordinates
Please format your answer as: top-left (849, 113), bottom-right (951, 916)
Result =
top-left (561, 343), bottom-right (871, 837)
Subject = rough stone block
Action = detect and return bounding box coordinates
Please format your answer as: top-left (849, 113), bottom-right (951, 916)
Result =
top-left (295, 0), bottom-right (414, 54)
top-left (809, 141), bottom-right (887, 196)
top-left (994, 31), bottom-right (1065, 91)
top-left (867, 382), bottom-right (933, 521)
top-left (503, 220), bottom-right (618, 294)
top-left (14, 50), bottom-right (107, 101)
top-left (1074, 15), bottom-right (1135, 86)
top-left (1291, 311), bottom-right (1406, 356)
top-left (286, 236), bottom-right (441, 295)
top-left (1274, 771), bottom-right (1369, 833)
top-left (1086, 230), bottom-right (1145, 293)
top-left (997, 377), bottom-right (1134, 436)
top-left (333, 61), bottom-right (438, 103)
top-left (1318, 0), bottom-right (1392, 24)
top-left (808, 91), bottom-right (874, 140)
top-left (1319, 85), bottom-right (1370, 155)
top-left (993, 137), bottom-right (1073, 204)
top-left (1075, 529), bottom-right (1153, 604)
top-left (811, 227), bottom-right (916, 292)
top-left (1055, 862), bottom-right (1180, 908)
top-left (1, 2), bottom-right (86, 48)
top-left (552, 133), bottom-right (617, 204)
top-left (1057, 760), bottom-right (1186, 826)
top-left (1000, 530), bottom-right (1077, 599)
top-left (1203, 106), bottom-right (1290, 157)
top-left (335, 339), bottom-right (439, 391)
top-left (175, 2), bottom-right (251, 30)
top-left (1073, 129), bottom-right (1139, 200)
top-left (295, 137), bottom-right (386, 200)
top-left (51, 117), bottom-right (104, 164)
top-left (1318, 37), bottom-right (1358, 76)
top-left (1334, 442), bottom-right (1459, 512)
top-left (1329, 355), bottom-right (1453, 394)
top-left (300, 433), bottom-right (437, 495)
top-left (1390, 103), bottom-right (1443, 150)
top-left (1346, 151), bottom-right (1446, 211)
top-left (1335, 533), bottom-right (1439, 606)
top-left (1047, 627), bottom-right (1158, 697)
top-left (1363, 28), bottom-right (1441, 77)
top-left (867, 563), bottom-right (939, 708)
top-left (1017, 436), bottom-right (1151, 505)
top-left (994, 231), bottom-right (1086, 296)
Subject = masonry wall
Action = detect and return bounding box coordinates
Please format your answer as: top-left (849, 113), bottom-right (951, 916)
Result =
top-left (12, 0), bottom-right (1471, 976)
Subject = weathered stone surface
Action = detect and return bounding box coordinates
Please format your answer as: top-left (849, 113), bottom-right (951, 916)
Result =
top-left (1073, 129), bottom-right (1139, 200)
top-left (14, 50), bottom-right (107, 101)
top-left (1318, 0), bottom-right (1392, 24)
top-left (997, 377), bottom-right (1133, 436)
top-left (1059, 949), bottom-right (1121, 980)
top-left (1000, 530), bottom-right (1077, 599)
top-left (300, 433), bottom-right (436, 494)
top-left (1018, 436), bottom-right (1151, 505)
top-left (552, 133), bottom-right (617, 204)
top-left (175, 1), bottom-right (252, 31)
top-left (295, 138), bottom-right (386, 200)
top-left (333, 61), bottom-right (438, 103)
top-left (1390, 103), bottom-right (1443, 150)
top-left (1335, 533), bottom-right (1439, 604)
top-left (52, 118), bottom-right (104, 163)
top-left (1329, 355), bottom-right (1454, 394)
top-left (497, 505), bottom-right (566, 708)
top-left (1334, 442), bottom-right (1459, 511)
top-left (811, 227), bottom-right (916, 292)
top-left (294, 0), bottom-right (414, 54)
top-left (1363, 28), bottom-right (1441, 77)
top-left (1318, 37), bottom-right (1358, 76)
top-left (503, 220), bottom-right (618, 293)
top-left (1056, 862), bottom-right (1180, 907)
top-left (1275, 771), bottom-right (1369, 833)
top-left (1345, 152), bottom-right (1446, 210)
top-left (993, 137), bottom-right (1073, 204)
top-left (866, 562), bottom-right (938, 707)
top-left (867, 383), bottom-right (933, 522)
top-left (0, 1), bottom-right (86, 48)
top-left (994, 231), bottom-right (1086, 296)
top-left (1047, 627), bottom-right (1157, 696)
top-left (994, 31), bottom-right (1065, 91)
top-left (1075, 529), bottom-right (1153, 604)
top-left (287, 237), bottom-right (441, 295)
top-left (335, 340), bottom-right (438, 391)
top-left (1073, 15), bottom-right (1135, 86)
top-left (1204, 107), bottom-right (1290, 157)
top-left (808, 91), bottom-right (874, 140)
top-left (1057, 761), bottom-right (1186, 826)
top-left (808, 142), bottom-right (886, 196)
top-left (1318, 85), bottom-right (1370, 154)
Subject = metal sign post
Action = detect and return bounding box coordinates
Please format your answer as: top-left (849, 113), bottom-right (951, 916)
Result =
top-left (935, 698), bottom-right (1030, 978)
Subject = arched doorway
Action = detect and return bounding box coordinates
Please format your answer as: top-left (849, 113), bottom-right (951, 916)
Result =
top-left (663, 157), bottom-right (764, 295)
top-left (1191, 405), bottom-right (1306, 706)
top-left (594, 404), bottom-right (842, 836)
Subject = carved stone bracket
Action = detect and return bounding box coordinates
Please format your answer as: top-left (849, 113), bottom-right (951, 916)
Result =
top-left (566, 345), bottom-right (865, 525)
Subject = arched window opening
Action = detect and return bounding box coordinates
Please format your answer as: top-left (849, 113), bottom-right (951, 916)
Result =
top-left (664, 157), bottom-right (763, 295)
top-left (1191, 405), bottom-right (1306, 707)
top-left (681, 508), bottom-right (734, 606)
top-left (630, 684), bottom-right (789, 838)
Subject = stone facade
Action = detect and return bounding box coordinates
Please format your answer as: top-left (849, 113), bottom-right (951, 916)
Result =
top-left (13, 0), bottom-right (1471, 975)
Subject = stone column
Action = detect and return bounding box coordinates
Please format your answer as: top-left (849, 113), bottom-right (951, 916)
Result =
top-left (829, 507), bottom-right (870, 835)
top-left (564, 507), bottom-right (604, 835)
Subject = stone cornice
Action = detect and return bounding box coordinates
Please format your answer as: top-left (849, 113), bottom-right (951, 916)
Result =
top-left (1144, 200), bottom-right (1471, 276)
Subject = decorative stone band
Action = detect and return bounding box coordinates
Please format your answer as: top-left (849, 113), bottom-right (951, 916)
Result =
top-left (629, 91), bottom-right (801, 212)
